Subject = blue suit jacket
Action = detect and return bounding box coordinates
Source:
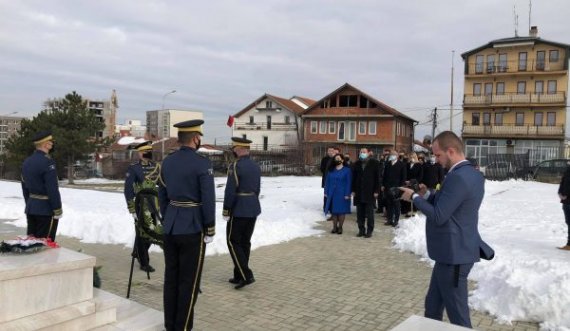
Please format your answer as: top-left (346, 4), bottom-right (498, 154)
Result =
top-left (21, 150), bottom-right (62, 217)
top-left (223, 156), bottom-right (261, 218)
top-left (413, 160), bottom-right (491, 265)
top-left (158, 146), bottom-right (215, 236)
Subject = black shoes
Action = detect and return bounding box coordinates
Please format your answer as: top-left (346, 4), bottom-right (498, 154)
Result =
top-left (331, 228), bottom-right (337, 234)
top-left (337, 228), bottom-right (343, 235)
top-left (235, 278), bottom-right (255, 290)
top-left (384, 221), bottom-right (393, 226)
top-left (140, 265), bottom-right (155, 272)
top-left (228, 278), bottom-right (240, 284)
top-left (364, 233), bottom-right (372, 238)
top-left (356, 232), bottom-right (364, 237)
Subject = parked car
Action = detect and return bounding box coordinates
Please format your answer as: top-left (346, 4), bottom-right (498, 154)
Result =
top-left (532, 159), bottom-right (570, 183)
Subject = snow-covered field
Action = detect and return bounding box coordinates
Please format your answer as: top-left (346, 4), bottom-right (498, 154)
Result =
top-left (1, 177), bottom-right (569, 330)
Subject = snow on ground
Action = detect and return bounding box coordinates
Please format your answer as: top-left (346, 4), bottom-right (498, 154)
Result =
top-left (393, 180), bottom-right (570, 331)
top-left (2, 177), bottom-right (570, 329)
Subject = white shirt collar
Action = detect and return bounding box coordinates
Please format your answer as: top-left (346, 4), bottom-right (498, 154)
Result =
top-left (448, 159), bottom-right (468, 173)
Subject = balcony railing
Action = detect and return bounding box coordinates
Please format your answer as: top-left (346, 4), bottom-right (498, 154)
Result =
top-left (466, 59), bottom-right (566, 75)
top-left (462, 124), bottom-right (564, 137)
top-left (464, 92), bottom-right (566, 106)
top-left (234, 122), bottom-right (297, 131)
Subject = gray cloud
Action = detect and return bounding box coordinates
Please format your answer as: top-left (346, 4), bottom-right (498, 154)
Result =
top-left (1, 0), bottom-right (568, 142)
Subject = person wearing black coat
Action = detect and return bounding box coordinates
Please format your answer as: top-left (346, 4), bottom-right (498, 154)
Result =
top-left (382, 151), bottom-right (407, 227)
top-left (320, 147), bottom-right (336, 210)
top-left (402, 153), bottom-right (424, 217)
top-left (422, 155), bottom-right (445, 190)
top-left (376, 151), bottom-right (389, 214)
top-left (352, 148), bottom-right (380, 238)
top-left (558, 164), bottom-right (570, 250)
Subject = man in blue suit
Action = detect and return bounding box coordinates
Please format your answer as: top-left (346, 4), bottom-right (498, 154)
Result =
top-left (400, 131), bottom-right (493, 328)
top-left (158, 119), bottom-right (215, 331)
top-left (223, 137), bottom-right (261, 290)
top-left (21, 130), bottom-right (62, 241)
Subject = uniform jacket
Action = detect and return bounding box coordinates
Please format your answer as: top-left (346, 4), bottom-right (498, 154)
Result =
top-left (413, 161), bottom-right (492, 265)
top-left (223, 156), bottom-right (261, 218)
top-left (158, 146), bottom-right (215, 236)
top-left (351, 158), bottom-right (380, 204)
top-left (558, 165), bottom-right (570, 204)
top-left (124, 160), bottom-right (160, 213)
top-left (324, 166), bottom-right (352, 214)
top-left (21, 150), bottom-right (62, 217)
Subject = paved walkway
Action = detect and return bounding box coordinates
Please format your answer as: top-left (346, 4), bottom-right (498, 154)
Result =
top-left (0, 217), bottom-right (538, 331)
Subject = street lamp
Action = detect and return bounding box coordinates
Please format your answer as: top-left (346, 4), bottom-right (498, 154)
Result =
top-left (161, 90), bottom-right (176, 159)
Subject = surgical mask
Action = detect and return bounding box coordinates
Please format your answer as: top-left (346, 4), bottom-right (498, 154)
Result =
top-left (359, 153), bottom-right (368, 160)
top-left (389, 155), bottom-right (397, 161)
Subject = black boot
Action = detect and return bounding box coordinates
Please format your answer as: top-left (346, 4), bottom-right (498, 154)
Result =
top-left (337, 227), bottom-right (343, 235)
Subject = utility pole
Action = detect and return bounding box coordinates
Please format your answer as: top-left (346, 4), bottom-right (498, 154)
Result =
top-left (450, 50), bottom-right (455, 131)
top-left (431, 107), bottom-right (438, 141)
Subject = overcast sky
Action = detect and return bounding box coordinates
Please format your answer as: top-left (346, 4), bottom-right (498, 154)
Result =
top-left (1, 0), bottom-right (569, 143)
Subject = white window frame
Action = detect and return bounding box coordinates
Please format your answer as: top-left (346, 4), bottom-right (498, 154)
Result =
top-left (319, 121), bottom-right (327, 134)
top-left (337, 121), bottom-right (345, 140)
top-left (310, 121), bottom-right (317, 134)
top-left (347, 121), bottom-right (356, 141)
top-left (328, 121), bottom-right (336, 134)
top-left (358, 121), bottom-right (367, 135)
top-left (368, 121), bottom-right (377, 135)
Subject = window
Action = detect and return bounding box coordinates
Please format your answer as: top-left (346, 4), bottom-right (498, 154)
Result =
top-left (495, 113), bottom-right (503, 126)
top-left (330, 97), bottom-right (336, 107)
top-left (473, 83), bottom-right (482, 96)
top-left (368, 121), bottom-right (377, 135)
top-left (498, 54), bottom-right (508, 72)
top-left (518, 52), bottom-right (527, 71)
top-left (348, 95), bottom-right (358, 107)
top-left (535, 81), bottom-right (544, 94)
top-left (338, 95), bottom-right (358, 107)
top-left (534, 112), bottom-right (543, 126)
top-left (285, 116), bottom-right (290, 124)
top-left (265, 101), bottom-right (273, 109)
top-left (550, 50), bottom-right (559, 63)
top-left (337, 122), bottom-right (345, 140)
top-left (536, 51), bottom-right (546, 70)
top-left (328, 121), bottom-right (336, 134)
top-left (347, 122), bottom-right (356, 141)
top-left (483, 112), bottom-right (491, 125)
top-left (310, 121), bottom-right (317, 134)
top-left (472, 112), bottom-right (480, 126)
top-left (475, 55), bottom-right (484, 73)
top-left (249, 116), bottom-right (254, 124)
top-left (358, 121), bottom-right (366, 135)
top-left (547, 80), bottom-right (557, 94)
top-left (516, 112), bottom-right (525, 126)
top-left (496, 82), bottom-right (505, 95)
top-left (359, 96), bottom-right (369, 108)
top-left (484, 83), bottom-right (493, 96)
top-left (267, 115), bottom-right (272, 129)
top-left (319, 121), bottom-right (327, 134)
top-left (487, 55), bottom-right (495, 73)
top-left (547, 112), bottom-right (556, 126)
top-left (397, 122), bottom-right (400, 135)
top-left (517, 81), bottom-right (526, 94)
top-left (263, 136), bottom-right (268, 151)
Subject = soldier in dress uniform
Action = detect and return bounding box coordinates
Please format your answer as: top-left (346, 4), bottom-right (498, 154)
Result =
top-left (223, 137), bottom-right (261, 290)
top-left (124, 140), bottom-right (160, 273)
top-left (158, 119), bottom-right (215, 331)
top-left (21, 131), bottom-right (62, 241)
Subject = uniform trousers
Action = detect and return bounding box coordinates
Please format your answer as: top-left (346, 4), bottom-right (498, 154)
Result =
top-left (356, 202), bottom-right (374, 235)
top-left (27, 214), bottom-right (58, 241)
top-left (227, 217), bottom-right (257, 281)
top-left (163, 232), bottom-right (205, 331)
top-left (425, 262), bottom-right (474, 328)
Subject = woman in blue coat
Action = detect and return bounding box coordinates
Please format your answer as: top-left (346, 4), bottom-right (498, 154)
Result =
top-left (324, 153), bottom-right (352, 234)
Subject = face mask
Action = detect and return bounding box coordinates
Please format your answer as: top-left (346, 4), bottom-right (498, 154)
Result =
top-left (430, 157), bottom-right (436, 163)
top-left (335, 159), bottom-right (343, 165)
top-left (359, 153), bottom-right (368, 160)
top-left (389, 155), bottom-right (396, 161)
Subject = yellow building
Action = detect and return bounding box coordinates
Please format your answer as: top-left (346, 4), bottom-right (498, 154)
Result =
top-left (461, 26), bottom-right (569, 166)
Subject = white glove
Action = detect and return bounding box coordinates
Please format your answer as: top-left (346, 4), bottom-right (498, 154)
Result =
top-left (223, 216), bottom-right (230, 221)
top-left (53, 214), bottom-right (62, 220)
top-left (131, 213), bottom-right (138, 221)
top-left (204, 235), bottom-right (214, 244)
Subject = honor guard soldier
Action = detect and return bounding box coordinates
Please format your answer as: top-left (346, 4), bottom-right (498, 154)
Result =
top-left (158, 119), bottom-right (215, 331)
top-left (223, 137), bottom-right (261, 290)
top-left (21, 131), bottom-right (62, 241)
top-left (124, 140), bottom-right (160, 273)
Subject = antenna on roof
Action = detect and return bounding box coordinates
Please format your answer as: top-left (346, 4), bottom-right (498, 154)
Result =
top-left (513, 5), bottom-right (519, 37)
top-left (528, 0), bottom-right (532, 33)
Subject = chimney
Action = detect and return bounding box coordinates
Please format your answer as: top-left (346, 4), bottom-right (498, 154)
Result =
top-left (529, 26), bottom-right (538, 38)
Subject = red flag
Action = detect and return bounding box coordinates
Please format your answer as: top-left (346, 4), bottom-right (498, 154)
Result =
top-left (227, 115), bottom-right (235, 127)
